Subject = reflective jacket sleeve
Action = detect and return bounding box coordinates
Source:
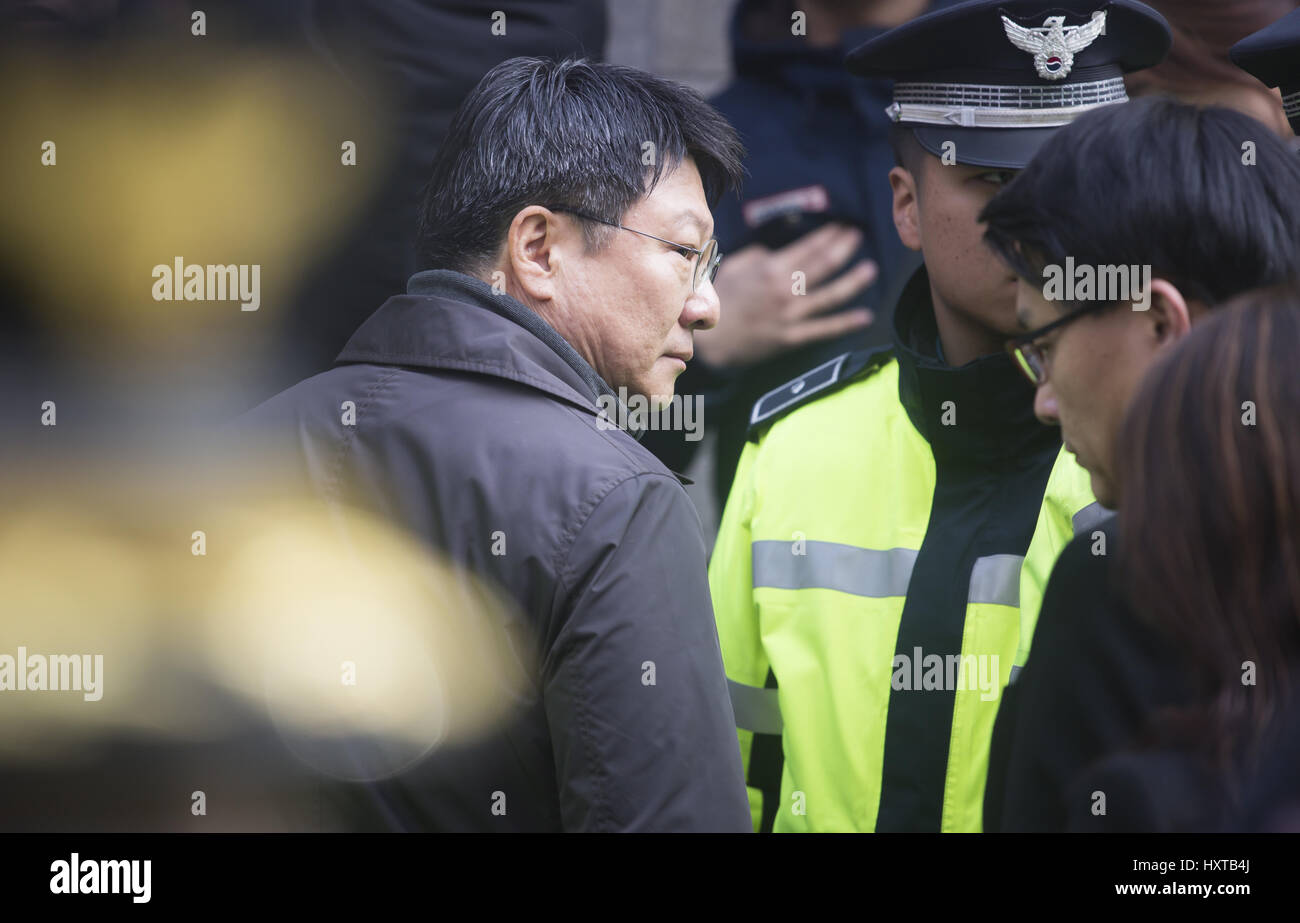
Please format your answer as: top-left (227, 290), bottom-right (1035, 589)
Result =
top-left (547, 472), bottom-right (752, 832)
top-left (709, 440), bottom-right (777, 832)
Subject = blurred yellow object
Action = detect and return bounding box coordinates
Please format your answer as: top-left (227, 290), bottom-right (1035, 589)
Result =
top-left (0, 43), bottom-right (390, 359)
top-left (0, 462), bottom-right (534, 782)
top-left (199, 496), bottom-right (535, 780)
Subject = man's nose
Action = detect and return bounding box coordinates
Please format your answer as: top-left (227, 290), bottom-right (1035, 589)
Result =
top-left (1034, 380), bottom-right (1060, 425)
top-left (683, 281), bottom-right (720, 331)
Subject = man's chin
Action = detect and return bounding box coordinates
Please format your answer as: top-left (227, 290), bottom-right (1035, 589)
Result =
top-left (644, 388), bottom-right (677, 411)
top-left (1089, 471), bottom-right (1119, 511)
top-left (627, 376), bottom-right (678, 410)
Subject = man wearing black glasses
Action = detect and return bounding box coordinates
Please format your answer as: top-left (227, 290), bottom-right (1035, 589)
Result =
top-left (530, 202), bottom-right (723, 409)
top-left (980, 95), bottom-right (1300, 830)
top-left (987, 98), bottom-right (1300, 513)
top-left (240, 56), bottom-right (753, 831)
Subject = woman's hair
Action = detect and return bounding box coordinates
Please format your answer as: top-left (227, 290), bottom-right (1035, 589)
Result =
top-left (1117, 283), bottom-right (1300, 772)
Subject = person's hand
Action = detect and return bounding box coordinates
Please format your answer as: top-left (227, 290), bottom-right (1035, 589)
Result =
top-left (695, 223), bottom-right (878, 369)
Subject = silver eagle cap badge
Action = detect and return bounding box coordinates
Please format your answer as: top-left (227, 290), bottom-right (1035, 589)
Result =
top-left (1002, 10), bottom-right (1107, 81)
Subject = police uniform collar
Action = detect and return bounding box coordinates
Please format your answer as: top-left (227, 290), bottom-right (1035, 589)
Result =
top-left (892, 265), bottom-right (1059, 463)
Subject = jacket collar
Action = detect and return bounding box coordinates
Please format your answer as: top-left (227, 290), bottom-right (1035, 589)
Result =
top-left (892, 265), bottom-right (1061, 464)
top-left (336, 270), bottom-right (642, 436)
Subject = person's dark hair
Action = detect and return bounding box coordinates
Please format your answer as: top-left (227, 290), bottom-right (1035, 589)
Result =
top-left (980, 97), bottom-right (1300, 313)
top-left (888, 122), bottom-right (927, 185)
top-left (415, 57), bottom-right (745, 274)
top-left (1116, 283), bottom-right (1300, 772)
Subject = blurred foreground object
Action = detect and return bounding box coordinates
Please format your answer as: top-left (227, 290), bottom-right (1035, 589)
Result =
top-left (0, 464), bottom-right (533, 831)
top-left (0, 37), bottom-right (389, 390)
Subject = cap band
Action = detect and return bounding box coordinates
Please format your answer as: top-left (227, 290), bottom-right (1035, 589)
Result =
top-left (887, 76), bottom-right (1128, 127)
top-left (1284, 89), bottom-right (1300, 122)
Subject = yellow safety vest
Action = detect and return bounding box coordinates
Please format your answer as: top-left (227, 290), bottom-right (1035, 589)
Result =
top-left (710, 318), bottom-right (1101, 832)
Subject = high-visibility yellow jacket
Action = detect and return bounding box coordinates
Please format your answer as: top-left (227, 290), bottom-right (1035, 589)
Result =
top-left (709, 268), bottom-right (1103, 832)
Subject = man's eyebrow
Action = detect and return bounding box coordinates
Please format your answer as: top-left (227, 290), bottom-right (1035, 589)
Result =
top-left (673, 210), bottom-right (709, 236)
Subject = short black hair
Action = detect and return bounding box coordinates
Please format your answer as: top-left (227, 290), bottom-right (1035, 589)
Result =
top-left (415, 57), bottom-right (745, 275)
top-left (888, 122), bottom-right (928, 183)
top-left (981, 96), bottom-right (1300, 312)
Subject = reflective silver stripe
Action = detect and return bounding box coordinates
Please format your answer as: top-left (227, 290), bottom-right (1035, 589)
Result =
top-left (728, 679), bottom-right (783, 735)
top-left (886, 96), bottom-right (1124, 128)
top-left (887, 75), bottom-right (1130, 128)
top-left (1008, 664), bottom-right (1023, 685)
top-left (1071, 501), bottom-right (1112, 536)
top-left (752, 540), bottom-right (917, 597)
top-left (893, 77), bottom-right (1129, 110)
top-left (968, 554), bottom-right (1023, 607)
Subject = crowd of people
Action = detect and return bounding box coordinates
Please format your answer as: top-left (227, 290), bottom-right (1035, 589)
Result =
top-left (4, 0), bottom-right (1300, 834)
top-left (241, 0), bottom-right (1300, 832)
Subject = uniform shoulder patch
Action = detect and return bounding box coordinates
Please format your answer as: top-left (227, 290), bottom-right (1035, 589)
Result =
top-left (747, 346), bottom-right (894, 440)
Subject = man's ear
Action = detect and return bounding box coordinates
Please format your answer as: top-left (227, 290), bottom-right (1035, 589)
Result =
top-left (505, 206), bottom-right (566, 304)
top-left (1145, 277), bottom-right (1193, 347)
top-left (889, 165), bottom-right (922, 252)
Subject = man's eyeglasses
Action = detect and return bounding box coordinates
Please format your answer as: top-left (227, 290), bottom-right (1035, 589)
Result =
top-left (547, 206), bottom-right (721, 293)
top-left (1005, 300), bottom-right (1115, 386)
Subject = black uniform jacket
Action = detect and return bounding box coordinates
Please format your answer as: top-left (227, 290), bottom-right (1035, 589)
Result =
top-left (240, 270), bottom-right (751, 831)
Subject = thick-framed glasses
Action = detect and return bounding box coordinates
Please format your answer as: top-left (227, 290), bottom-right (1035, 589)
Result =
top-left (1004, 299), bottom-right (1115, 386)
top-left (547, 206), bottom-right (721, 292)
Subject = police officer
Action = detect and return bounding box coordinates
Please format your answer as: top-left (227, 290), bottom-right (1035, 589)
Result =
top-left (708, 0), bottom-right (1170, 832)
top-left (1232, 7), bottom-right (1300, 146)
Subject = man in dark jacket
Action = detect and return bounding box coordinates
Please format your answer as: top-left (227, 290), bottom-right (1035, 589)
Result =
top-left (239, 57), bottom-right (751, 831)
top-left (979, 98), bottom-right (1300, 831)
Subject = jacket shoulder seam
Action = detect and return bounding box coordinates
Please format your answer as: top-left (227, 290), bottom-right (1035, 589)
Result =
top-left (552, 471), bottom-right (684, 585)
top-left (319, 366), bottom-right (404, 503)
top-left (549, 470), bottom-right (685, 831)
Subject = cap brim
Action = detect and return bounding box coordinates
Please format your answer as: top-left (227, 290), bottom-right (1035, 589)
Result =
top-left (911, 124), bottom-right (1061, 169)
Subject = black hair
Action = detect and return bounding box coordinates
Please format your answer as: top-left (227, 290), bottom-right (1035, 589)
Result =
top-left (415, 56), bottom-right (745, 274)
top-left (980, 96), bottom-right (1300, 312)
top-left (888, 122), bottom-right (928, 184)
